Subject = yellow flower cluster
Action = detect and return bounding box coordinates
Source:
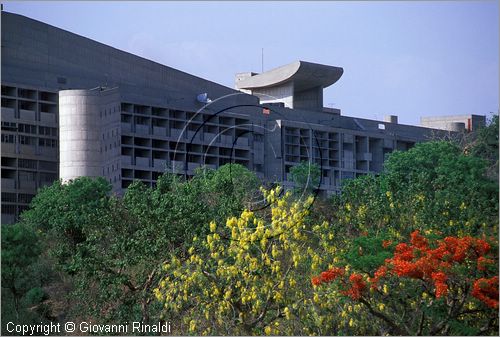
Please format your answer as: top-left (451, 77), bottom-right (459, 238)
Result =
top-left (154, 186), bottom-right (336, 335)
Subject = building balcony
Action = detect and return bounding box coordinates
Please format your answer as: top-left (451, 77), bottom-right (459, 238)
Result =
top-left (171, 160), bottom-right (184, 173)
top-left (18, 180), bottom-right (36, 190)
top-left (39, 147), bottom-right (58, 156)
top-left (135, 156), bottom-right (150, 167)
top-left (1, 178), bottom-right (16, 189)
top-left (19, 144), bottom-right (36, 155)
top-left (153, 126), bottom-right (166, 137)
top-left (203, 132), bottom-right (217, 143)
top-left (121, 122), bottom-right (132, 133)
top-left (170, 128), bottom-right (184, 139)
top-left (153, 158), bottom-right (167, 169)
top-left (188, 162), bottom-right (200, 171)
top-left (1, 107), bottom-right (15, 120)
top-left (236, 137), bottom-right (249, 147)
top-left (40, 112), bottom-right (56, 124)
top-left (187, 130), bottom-right (200, 141)
top-left (221, 135), bottom-right (233, 145)
top-left (135, 124), bottom-right (149, 135)
top-left (343, 160), bottom-right (354, 170)
top-left (1, 143), bottom-right (16, 154)
top-left (19, 109), bottom-right (36, 121)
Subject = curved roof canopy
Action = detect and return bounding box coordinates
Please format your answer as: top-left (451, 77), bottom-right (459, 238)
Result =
top-left (236, 61), bottom-right (343, 91)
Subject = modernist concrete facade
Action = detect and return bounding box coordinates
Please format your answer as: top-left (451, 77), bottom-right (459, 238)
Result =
top-left (2, 11), bottom-right (460, 224)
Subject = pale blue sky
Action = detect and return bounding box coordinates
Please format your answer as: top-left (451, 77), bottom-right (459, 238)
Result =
top-left (3, 1), bottom-right (499, 126)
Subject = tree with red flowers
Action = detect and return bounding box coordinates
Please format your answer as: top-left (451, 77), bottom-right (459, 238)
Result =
top-left (312, 231), bottom-right (499, 335)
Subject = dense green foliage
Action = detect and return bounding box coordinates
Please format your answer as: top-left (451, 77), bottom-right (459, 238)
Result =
top-left (6, 164), bottom-right (260, 328)
top-left (1, 135), bottom-right (498, 335)
top-left (333, 141), bottom-right (498, 238)
top-left (289, 161), bottom-right (321, 194)
top-left (1, 223), bottom-right (53, 335)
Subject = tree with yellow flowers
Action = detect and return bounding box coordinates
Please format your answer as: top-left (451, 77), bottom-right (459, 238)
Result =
top-left (154, 187), bottom-right (348, 335)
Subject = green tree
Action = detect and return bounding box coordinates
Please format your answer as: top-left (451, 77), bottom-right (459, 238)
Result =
top-left (467, 114), bottom-right (499, 180)
top-left (19, 165), bottom-right (261, 326)
top-left (333, 141), bottom-right (498, 238)
top-left (155, 187), bottom-right (340, 335)
top-left (312, 230), bottom-right (499, 335)
top-left (289, 161), bottom-right (321, 195)
top-left (20, 177), bottom-right (111, 273)
top-left (1, 224), bottom-right (52, 334)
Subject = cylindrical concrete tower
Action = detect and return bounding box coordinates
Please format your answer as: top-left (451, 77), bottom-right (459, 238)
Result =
top-left (59, 90), bottom-right (102, 182)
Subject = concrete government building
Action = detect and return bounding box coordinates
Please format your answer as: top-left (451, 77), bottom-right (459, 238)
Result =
top-left (1, 11), bottom-right (485, 224)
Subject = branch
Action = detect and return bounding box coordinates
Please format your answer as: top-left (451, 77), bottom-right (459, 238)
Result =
top-left (359, 297), bottom-right (409, 335)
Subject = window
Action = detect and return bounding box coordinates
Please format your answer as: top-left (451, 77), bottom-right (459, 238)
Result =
top-left (1, 192), bottom-right (16, 202)
top-left (19, 171), bottom-right (36, 181)
top-left (1, 204), bottom-right (17, 215)
top-left (39, 161), bottom-right (57, 171)
top-left (1, 134), bottom-right (14, 143)
top-left (19, 135), bottom-right (35, 145)
top-left (40, 172), bottom-right (57, 183)
top-left (39, 138), bottom-right (57, 147)
top-left (39, 126), bottom-right (56, 136)
top-left (1, 122), bottom-right (17, 131)
top-left (18, 123), bottom-right (37, 134)
top-left (19, 159), bottom-right (37, 169)
top-left (18, 193), bottom-right (34, 204)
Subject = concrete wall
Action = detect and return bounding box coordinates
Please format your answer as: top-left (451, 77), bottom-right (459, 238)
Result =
top-left (59, 89), bottom-right (103, 181)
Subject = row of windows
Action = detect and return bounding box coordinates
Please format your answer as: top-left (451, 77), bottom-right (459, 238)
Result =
top-left (39, 126), bottom-right (57, 136)
top-left (2, 193), bottom-right (35, 204)
top-left (19, 159), bottom-right (37, 169)
top-left (39, 138), bottom-right (57, 148)
top-left (2, 204), bottom-right (16, 215)
top-left (0, 122), bottom-right (57, 136)
top-left (0, 134), bottom-right (57, 147)
top-left (18, 123), bottom-right (37, 134)
top-left (2, 158), bottom-right (57, 171)
top-left (1, 134), bottom-right (14, 143)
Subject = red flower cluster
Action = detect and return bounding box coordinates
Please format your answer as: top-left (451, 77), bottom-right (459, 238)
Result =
top-left (312, 231), bottom-right (498, 308)
top-left (431, 272), bottom-right (448, 298)
top-left (477, 256), bottom-right (494, 271)
top-left (311, 267), bottom-right (344, 286)
top-left (342, 273), bottom-right (367, 300)
top-left (382, 231), bottom-right (494, 298)
top-left (472, 277), bottom-right (499, 309)
top-left (410, 230), bottom-right (428, 249)
top-left (370, 265), bottom-right (388, 288)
